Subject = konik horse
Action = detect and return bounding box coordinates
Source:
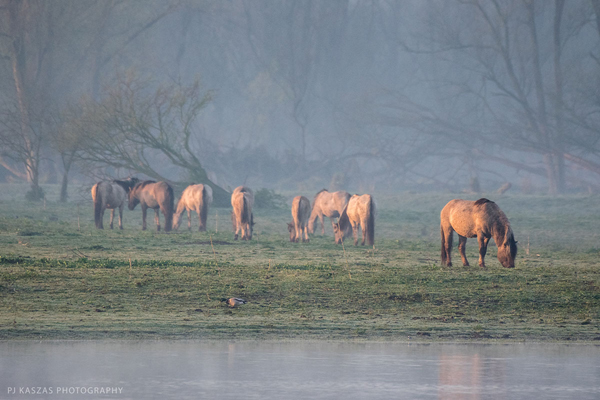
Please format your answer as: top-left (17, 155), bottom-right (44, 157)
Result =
top-left (333, 194), bottom-right (376, 246)
top-left (231, 186), bottom-right (254, 240)
top-left (308, 189), bottom-right (351, 235)
top-left (287, 195), bottom-right (311, 242)
top-left (173, 184), bottom-right (213, 231)
top-left (440, 198), bottom-right (517, 268)
top-left (91, 177), bottom-right (139, 229)
top-left (128, 180), bottom-right (174, 232)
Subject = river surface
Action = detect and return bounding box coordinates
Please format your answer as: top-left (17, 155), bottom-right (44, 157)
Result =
top-left (1, 341), bottom-right (599, 399)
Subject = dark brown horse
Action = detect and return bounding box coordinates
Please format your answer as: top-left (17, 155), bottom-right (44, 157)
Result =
top-left (308, 189), bottom-right (351, 235)
top-left (440, 198), bottom-right (517, 268)
top-left (231, 186), bottom-right (254, 240)
top-left (173, 184), bottom-right (213, 231)
top-left (333, 194), bottom-right (376, 246)
top-left (287, 195), bottom-right (311, 242)
top-left (128, 180), bottom-right (174, 232)
top-left (91, 177), bottom-right (139, 229)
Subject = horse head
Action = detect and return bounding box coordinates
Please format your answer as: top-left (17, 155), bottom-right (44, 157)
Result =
top-left (333, 223), bottom-right (346, 244)
top-left (128, 186), bottom-right (140, 210)
top-left (497, 230), bottom-right (517, 268)
top-left (287, 222), bottom-right (296, 242)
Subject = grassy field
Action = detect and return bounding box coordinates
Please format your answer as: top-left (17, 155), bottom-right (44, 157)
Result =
top-left (0, 183), bottom-right (599, 341)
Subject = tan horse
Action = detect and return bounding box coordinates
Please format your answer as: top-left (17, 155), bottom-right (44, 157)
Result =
top-left (333, 194), bottom-right (376, 246)
top-left (287, 195), bottom-right (311, 242)
top-left (173, 184), bottom-right (213, 231)
top-left (308, 189), bottom-right (351, 235)
top-left (440, 198), bottom-right (517, 268)
top-left (91, 178), bottom-right (139, 229)
top-left (128, 180), bottom-right (174, 232)
top-left (231, 186), bottom-right (254, 240)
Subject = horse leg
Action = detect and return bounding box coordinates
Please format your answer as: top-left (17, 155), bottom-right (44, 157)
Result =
top-left (295, 223), bottom-right (301, 243)
top-left (443, 228), bottom-right (454, 267)
top-left (303, 225), bottom-right (310, 243)
top-left (320, 214), bottom-right (325, 235)
top-left (360, 218), bottom-right (368, 245)
top-left (109, 209), bottom-right (115, 229)
top-left (188, 209), bottom-right (192, 231)
top-left (478, 235), bottom-right (490, 269)
top-left (118, 205), bottom-right (124, 230)
top-left (155, 209), bottom-right (161, 231)
top-left (352, 222), bottom-right (359, 246)
top-left (141, 205), bottom-right (148, 231)
top-left (458, 235), bottom-right (469, 266)
top-left (234, 219), bottom-right (239, 240)
top-left (98, 207), bottom-right (105, 229)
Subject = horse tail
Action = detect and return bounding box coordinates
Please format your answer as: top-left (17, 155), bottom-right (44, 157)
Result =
top-left (173, 195), bottom-right (186, 230)
top-left (241, 194), bottom-right (249, 225)
top-left (440, 224), bottom-right (447, 265)
top-left (199, 186), bottom-right (209, 231)
top-left (92, 183), bottom-right (103, 229)
top-left (366, 197), bottom-right (375, 246)
top-left (163, 184), bottom-right (174, 232)
top-left (338, 205), bottom-right (350, 236)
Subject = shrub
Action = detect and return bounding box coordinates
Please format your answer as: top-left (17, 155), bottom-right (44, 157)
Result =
top-left (254, 188), bottom-right (287, 209)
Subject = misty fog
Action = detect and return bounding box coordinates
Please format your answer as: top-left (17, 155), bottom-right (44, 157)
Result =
top-left (1, 0), bottom-right (599, 200)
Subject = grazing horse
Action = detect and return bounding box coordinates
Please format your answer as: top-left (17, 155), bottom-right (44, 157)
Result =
top-left (333, 194), bottom-right (376, 246)
top-left (173, 184), bottom-right (213, 231)
top-left (440, 198), bottom-right (517, 268)
top-left (287, 195), bottom-right (311, 242)
top-left (308, 189), bottom-right (351, 235)
top-left (231, 186), bottom-right (254, 240)
top-left (91, 177), bottom-right (139, 229)
top-left (128, 180), bottom-right (174, 232)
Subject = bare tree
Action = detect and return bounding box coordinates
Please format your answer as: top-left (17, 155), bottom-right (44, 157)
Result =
top-left (395, 0), bottom-right (600, 193)
top-left (72, 73), bottom-right (230, 205)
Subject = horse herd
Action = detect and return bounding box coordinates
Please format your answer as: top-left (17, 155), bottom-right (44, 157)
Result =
top-left (91, 178), bottom-right (517, 269)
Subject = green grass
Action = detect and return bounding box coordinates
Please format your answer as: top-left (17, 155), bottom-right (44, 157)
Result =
top-left (0, 183), bottom-right (599, 341)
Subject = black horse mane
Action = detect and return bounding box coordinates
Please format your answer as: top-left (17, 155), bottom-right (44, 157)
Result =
top-left (313, 189), bottom-right (329, 205)
top-left (474, 198), bottom-right (493, 206)
top-left (134, 180), bottom-right (157, 190)
top-left (113, 178), bottom-right (138, 192)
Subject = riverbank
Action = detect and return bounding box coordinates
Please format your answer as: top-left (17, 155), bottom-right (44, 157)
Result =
top-left (1, 185), bottom-right (599, 341)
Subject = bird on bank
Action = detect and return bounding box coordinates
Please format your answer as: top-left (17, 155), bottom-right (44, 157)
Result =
top-left (222, 298), bottom-right (247, 308)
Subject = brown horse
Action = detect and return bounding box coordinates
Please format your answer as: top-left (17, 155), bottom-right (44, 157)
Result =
top-left (308, 189), bottom-right (351, 235)
top-left (231, 186), bottom-right (254, 240)
top-left (173, 184), bottom-right (213, 231)
top-left (440, 198), bottom-right (517, 268)
top-left (287, 195), bottom-right (311, 242)
top-left (333, 194), bottom-right (376, 246)
top-left (91, 177), bottom-right (139, 229)
top-left (128, 180), bottom-right (174, 232)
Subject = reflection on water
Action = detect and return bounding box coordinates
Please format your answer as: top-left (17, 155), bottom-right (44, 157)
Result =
top-left (1, 341), bottom-right (599, 399)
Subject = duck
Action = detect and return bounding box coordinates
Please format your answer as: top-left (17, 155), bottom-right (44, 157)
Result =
top-left (222, 297), bottom-right (247, 308)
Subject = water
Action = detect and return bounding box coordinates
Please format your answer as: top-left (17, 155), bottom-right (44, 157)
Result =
top-left (1, 341), bottom-right (598, 399)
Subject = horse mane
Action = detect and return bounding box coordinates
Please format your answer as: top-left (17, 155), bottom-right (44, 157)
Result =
top-left (133, 180), bottom-right (157, 190)
top-left (163, 183), bottom-right (174, 231)
top-left (337, 205), bottom-right (350, 234)
top-left (366, 196), bottom-right (375, 246)
top-left (474, 198), bottom-right (493, 206)
top-left (113, 178), bottom-right (137, 192)
top-left (313, 188), bottom-right (328, 200)
top-left (312, 189), bottom-right (329, 209)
